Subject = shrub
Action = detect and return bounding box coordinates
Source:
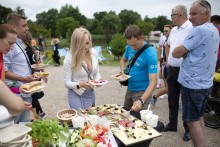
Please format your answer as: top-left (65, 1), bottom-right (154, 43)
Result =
top-left (109, 34), bottom-right (126, 60)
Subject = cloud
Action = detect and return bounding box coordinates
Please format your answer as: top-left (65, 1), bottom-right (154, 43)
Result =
top-left (1, 0), bottom-right (220, 21)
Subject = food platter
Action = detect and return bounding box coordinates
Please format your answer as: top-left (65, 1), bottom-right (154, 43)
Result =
top-left (83, 104), bottom-right (161, 146)
top-left (89, 79), bottom-right (108, 86)
top-left (111, 73), bottom-right (131, 82)
top-left (31, 63), bottom-right (48, 69)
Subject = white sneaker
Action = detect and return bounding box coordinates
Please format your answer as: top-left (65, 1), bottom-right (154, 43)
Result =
top-left (159, 94), bottom-right (168, 99)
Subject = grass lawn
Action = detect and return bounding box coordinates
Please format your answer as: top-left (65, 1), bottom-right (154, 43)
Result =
top-left (43, 38), bottom-right (121, 67)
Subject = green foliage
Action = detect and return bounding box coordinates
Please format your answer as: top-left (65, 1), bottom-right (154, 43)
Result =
top-left (155, 16), bottom-right (172, 32)
top-left (14, 6), bottom-right (25, 16)
top-left (28, 20), bottom-right (51, 38)
top-left (109, 34), bottom-right (126, 60)
top-left (87, 19), bottom-right (103, 34)
top-left (102, 13), bottom-right (121, 44)
top-left (136, 21), bottom-right (154, 37)
top-left (56, 17), bottom-right (80, 38)
top-left (93, 11), bottom-right (108, 22)
top-left (119, 9), bottom-right (142, 32)
top-left (36, 8), bottom-right (59, 37)
top-left (27, 119), bottom-right (69, 146)
top-left (58, 4), bottom-right (87, 26)
top-left (0, 4), bottom-right (12, 24)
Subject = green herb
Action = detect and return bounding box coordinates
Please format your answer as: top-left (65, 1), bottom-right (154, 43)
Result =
top-left (27, 119), bottom-right (69, 146)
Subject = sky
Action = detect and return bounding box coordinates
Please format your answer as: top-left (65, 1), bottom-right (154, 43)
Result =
top-left (1, 0), bottom-right (220, 21)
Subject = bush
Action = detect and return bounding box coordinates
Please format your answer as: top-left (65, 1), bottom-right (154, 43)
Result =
top-left (109, 34), bottom-right (126, 60)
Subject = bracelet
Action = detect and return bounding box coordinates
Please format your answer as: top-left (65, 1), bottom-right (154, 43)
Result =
top-left (138, 98), bottom-right (146, 105)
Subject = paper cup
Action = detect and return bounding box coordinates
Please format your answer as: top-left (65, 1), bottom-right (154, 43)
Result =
top-left (145, 114), bottom-right (159, 127)
top-left (140, 110), bottom-right (153, 122)
top-left (72, 116), bottom-right (85, 128)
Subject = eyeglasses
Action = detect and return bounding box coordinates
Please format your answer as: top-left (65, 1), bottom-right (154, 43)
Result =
top-left (164, 30), bottom-right (169, 33)
top-left (171, 14), bottom-right (179, 17)
top-left (198, 1), bottom-right (210, 11)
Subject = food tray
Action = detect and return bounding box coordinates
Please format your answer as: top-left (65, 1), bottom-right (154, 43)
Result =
top-left (83, 104), bottom-right (161, 146)
top-left (0, 124), bottom-right (32, 143)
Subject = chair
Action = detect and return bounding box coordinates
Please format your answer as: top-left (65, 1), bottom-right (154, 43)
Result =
top-left (58, 48), bottom-right (69, 58)
top-left (93, 46), bottom-right (109, 65)
top-left (106, 46), bottom-right (113, 57)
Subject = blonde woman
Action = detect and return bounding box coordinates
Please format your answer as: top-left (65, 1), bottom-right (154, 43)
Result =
top-left (64, 27), bottom-right (101, 110)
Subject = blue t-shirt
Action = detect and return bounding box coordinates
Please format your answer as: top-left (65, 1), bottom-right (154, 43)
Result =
top-left (178, 22), bottom-right (219, 89)
top-left (124, 43), bottom-right (157, 92)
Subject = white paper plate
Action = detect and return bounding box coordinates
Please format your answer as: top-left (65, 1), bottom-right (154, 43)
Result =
top-left (31, 64), bottom-right (48, 69)
top-left (0, 124), bottom-right (32, 143)
top-left (111, 74), bottom-right (131, 82)
top-left (21, 85), bottom-right (45, 94)
top-left (89, 80), bottom-right (108, 86)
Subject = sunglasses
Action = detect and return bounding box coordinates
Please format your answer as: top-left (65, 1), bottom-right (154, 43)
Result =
top-left (171, 14), bottom-right (179, 17)
top-left (198, 1), bottom-right (210, 11)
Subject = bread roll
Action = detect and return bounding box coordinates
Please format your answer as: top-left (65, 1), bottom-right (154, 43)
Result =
top-left (20, 81), bottom-right (42, 91)
top-left (34, 71), bottom-right (49, 77)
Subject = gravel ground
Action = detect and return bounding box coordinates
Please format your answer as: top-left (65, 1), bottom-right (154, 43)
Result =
top-left (40, 65), bottom-right (220, 147)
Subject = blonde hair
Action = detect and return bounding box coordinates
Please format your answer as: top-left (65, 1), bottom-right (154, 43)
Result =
top-left (70, 27), bottom-right (92, 70)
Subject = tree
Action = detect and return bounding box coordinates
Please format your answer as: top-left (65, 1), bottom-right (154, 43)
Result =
top-left (109, 34), bottom-right (126, 60)
top-left (0, 5), bottom-right (12, 24)
top-left (137, 21), bottom-right (154, 38)
top-left (101, 13), bottom-right (121, 44)
top-left (154, 16), bottom-right (172, 31)
top-left (58, 4), bottom-right (87, 26)
top-left (14, 6), bottom-right (25, 16)
top-left (93, 11), bottom-right (107, 22)
top-left (28, 20), bottom-right (50, 39)
top-left (36, 9), bottom-right (59, 37)
top-left (118, 9), bottom-right (141, 32)
top-left (87, 19), bottom-right (103, 34)
top-left (56, 17), bottom-right (80, 38)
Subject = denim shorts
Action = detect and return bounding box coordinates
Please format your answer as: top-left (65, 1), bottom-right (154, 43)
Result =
top-left (181, 85), bottom-right (211, 122)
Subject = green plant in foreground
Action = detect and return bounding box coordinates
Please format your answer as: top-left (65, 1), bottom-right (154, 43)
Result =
top-left (27, 119), bottom-right (69, 146)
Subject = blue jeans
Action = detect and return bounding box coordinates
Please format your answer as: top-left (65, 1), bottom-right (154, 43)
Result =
top-left (14, 96), bottom-right (32, 124)
top-left (68, 88), bottom-right (95, 110)
top-left (181, 85), bottom-right (211, 122)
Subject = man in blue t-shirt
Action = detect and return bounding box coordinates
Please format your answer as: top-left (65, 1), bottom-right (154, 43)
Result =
top-left (173, 1), bottom-right (219, 146)
top-left (120, 25), bottom-right (157, 111)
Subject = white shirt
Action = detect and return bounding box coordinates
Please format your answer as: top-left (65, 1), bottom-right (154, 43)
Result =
top-left (3, 38), bottom-right (32, 87)
top-left (158, 35), bottom-right (167, 58)
top-left (64, 48), bottom-right (101, 95)
top-left (0, 105), bottom-right (14, 129)
top-left (167, 20), bottom-right (193, 67)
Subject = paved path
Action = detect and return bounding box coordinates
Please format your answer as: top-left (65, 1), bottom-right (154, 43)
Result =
top-left (40, 65), bottom-right (220, 147)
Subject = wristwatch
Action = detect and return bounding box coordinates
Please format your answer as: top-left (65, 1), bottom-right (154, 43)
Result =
top-left (139, 98), bottom-right (146, 105)
top-left (76, 84), bottom-right (80, 89)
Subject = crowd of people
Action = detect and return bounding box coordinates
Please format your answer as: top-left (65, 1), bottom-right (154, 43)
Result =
top-left (0, 0), bottom-right (219, 147)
